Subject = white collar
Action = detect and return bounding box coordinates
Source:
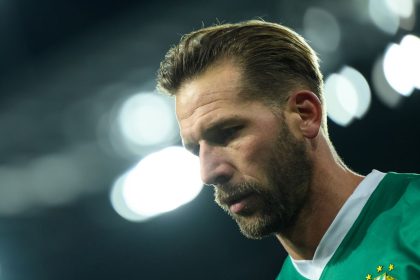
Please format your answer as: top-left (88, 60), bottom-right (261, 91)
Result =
top-left (290, 170), bottom-right (386, 280)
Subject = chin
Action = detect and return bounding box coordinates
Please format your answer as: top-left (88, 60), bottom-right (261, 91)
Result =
top-left (235, 212), bottom-right (284, 240)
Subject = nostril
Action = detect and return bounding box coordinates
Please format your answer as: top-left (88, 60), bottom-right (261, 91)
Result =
top-left (202, 174), bottom-right (231, 187)
top-left (215, 174), bottom-right (231, 185)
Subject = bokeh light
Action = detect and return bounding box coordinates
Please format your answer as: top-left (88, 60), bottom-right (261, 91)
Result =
top-left (303, 7), bottom-right (341, 53)
top-left (340, 66), bottom-right (372, 119)
top-left (324, 66), bottom-right (371, 126)
top-left (372, 55), bottom-right (403, 108)
top-left (105, 91), bottom-right (179, 159)
top-left (400, 35), bottom-right (420, 89)
top-left (383, 34), bottom-right (420, 96)
top-left (0, 145), bottom-right (101, 216)
top-left (118, 92), bottom-right (177, 147)
top-left (110, 174), bottom-right (145, 221)
top-left (325, 74), bottom-right (355, 126)
top-left (369, 0), bottom-right (416, 33)
top-left (385, 0), bottom-right (414, 19)
top-left (383, 44), bottom-right (414, 96)
top-left (110, 146), bottom-right (202, 222)
top-left (369, 0), bottom-right (400, 34)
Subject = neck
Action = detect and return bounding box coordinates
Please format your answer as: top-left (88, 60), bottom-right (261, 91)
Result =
top-left (275, 137), bottom-right (364, 260)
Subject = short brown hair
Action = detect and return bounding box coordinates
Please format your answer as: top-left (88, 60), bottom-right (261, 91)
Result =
top-left (157, 19), bottom-right (324, 116)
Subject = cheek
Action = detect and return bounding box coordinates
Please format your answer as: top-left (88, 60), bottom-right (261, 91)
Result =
top-left (233, 134), bottom-right (277, 180)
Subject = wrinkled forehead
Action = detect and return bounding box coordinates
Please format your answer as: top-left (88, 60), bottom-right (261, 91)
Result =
top-left (175, 82), bottom-right (207, 117)
top-left (174, 61), bottom-right (246, 121)
top-left (175, 88), bottom-right (234, 121)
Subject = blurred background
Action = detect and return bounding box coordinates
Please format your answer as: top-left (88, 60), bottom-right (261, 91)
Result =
top-left (0, 0), bottom-right (419, 279)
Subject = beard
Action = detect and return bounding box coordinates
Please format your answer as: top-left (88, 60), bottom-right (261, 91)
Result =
top-left (214, 123), bottom-right (313, 239)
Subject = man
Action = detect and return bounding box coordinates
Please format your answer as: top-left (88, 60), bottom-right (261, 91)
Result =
top-left (156, 20), bottom-right (420, 279)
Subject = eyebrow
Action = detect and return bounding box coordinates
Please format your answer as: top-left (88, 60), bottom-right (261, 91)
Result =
top-left (205, 115), bottom-right (243, 134)
top-left (183, 115), bottom-right (244, 153)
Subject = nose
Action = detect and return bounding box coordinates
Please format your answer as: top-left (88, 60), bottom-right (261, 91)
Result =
top-left (199, 142), bottom-right (234, 186)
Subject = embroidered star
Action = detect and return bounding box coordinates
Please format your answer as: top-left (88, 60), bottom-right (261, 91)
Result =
top-left (377, 265), bottom-right (383, 273)
top-left (365, 274), bottom-right (372, 280)
top-left (388, 264), bottom-right (394, 271)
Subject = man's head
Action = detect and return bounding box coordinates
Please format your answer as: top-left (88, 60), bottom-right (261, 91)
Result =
top-left (157, 20), bottom-right (325, 238)
top-left (157, 19), bottom-right (326, 133)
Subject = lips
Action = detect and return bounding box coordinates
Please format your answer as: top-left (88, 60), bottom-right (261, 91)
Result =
top-left (223, 192), bottom-right (255, 214)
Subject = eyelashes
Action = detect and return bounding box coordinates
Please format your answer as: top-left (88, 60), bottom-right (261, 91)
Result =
top-left (189, 125), bottom-right (244, 156)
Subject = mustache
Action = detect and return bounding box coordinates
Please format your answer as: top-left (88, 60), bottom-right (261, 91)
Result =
top-left (214, 181), bottom-right (261, 206)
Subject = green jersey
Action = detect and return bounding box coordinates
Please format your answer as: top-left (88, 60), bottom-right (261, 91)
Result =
top-left (276, 172), bottom-right (420, 280)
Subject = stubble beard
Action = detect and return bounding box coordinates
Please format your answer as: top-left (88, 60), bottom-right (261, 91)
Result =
top-left (214, 124), bottom-right (313, 239)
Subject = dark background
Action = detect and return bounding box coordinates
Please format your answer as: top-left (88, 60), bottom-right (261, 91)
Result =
top-left (0, 0), bottom-right (419, 279)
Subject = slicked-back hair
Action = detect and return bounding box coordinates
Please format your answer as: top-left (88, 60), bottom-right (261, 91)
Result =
top-left (157, 19), bottom-right (326, 130)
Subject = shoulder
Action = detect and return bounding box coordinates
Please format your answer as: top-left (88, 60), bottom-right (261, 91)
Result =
top-left (381, 172), bottom-right (420, 205)
top-left (381, 172), bottom-right (420, 251)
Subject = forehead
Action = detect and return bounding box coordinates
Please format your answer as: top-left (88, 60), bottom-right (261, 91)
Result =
top-left (175, 60), bottom-right (245, 121)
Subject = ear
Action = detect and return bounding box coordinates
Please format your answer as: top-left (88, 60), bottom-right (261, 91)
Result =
top-left (287, 91), bottom-right (322, 139)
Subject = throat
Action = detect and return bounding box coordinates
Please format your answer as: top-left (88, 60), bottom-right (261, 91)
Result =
top-left (274, 193), bottom-right (343, 260)
top-left (276, 231), bottom-right (319, 260)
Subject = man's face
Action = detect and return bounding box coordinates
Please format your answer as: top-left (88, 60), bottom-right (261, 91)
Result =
top-left (176, 60), bottom-right (313, 239)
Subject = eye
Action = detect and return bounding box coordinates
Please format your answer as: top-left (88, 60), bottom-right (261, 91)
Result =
top-left (213, 125), bottom-right (243, 145)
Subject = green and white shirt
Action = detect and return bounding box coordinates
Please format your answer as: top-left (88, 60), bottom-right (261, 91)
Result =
top-left (276, 170), bottom-right (420, 279)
